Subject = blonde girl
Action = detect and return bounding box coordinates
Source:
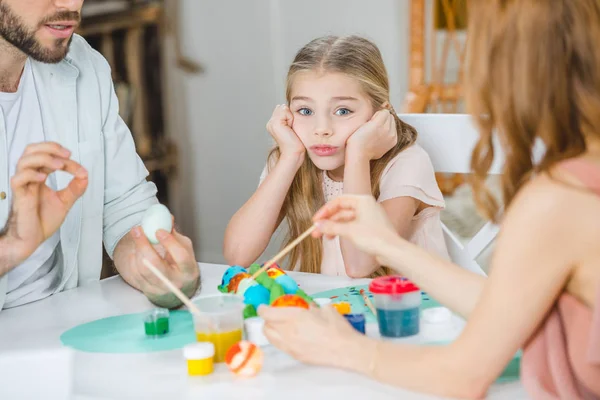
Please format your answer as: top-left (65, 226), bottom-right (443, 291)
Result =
top-left (224, 35), bottom-right (448, 278)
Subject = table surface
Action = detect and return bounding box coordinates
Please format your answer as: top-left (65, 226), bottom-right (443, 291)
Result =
top-left (0, 263), bottom-right (528, 400)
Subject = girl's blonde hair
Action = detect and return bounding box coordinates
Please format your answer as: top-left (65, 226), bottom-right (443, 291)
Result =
top-left (467, 0), bottom-right (600, 221)
top-left (268, 35), bottom-right (417, 274)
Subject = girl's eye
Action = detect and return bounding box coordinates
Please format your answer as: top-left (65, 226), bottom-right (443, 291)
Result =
top-left (335, 108), bottom-right (352, 116)
top-left (298, 108), bottom-right (313, 116)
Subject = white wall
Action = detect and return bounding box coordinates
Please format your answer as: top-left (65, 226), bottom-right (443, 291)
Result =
top-left (165, 0), bottom-right (411, 264)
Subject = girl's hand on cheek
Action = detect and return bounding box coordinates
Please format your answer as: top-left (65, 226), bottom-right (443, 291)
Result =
top-left (267, 105), bottom-right (306, 163)
top-left (346, 109), bottom-right (397, 161)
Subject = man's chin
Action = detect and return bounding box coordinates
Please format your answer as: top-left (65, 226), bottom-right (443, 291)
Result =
top-left (30, 41), bottom-right (71, 64)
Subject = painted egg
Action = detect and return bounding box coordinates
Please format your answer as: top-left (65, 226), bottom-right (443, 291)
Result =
top-left (266, 265), bottom-right (285, 279)
top-left (221, 266), bottom-right (247, 287)
top-left (141, 204), bottom-right (173, 244)
top-left (271, 294), bottom-right (309, 309)
top-left (274, 275), bottom-right (298, 294)
top-left (236, 278), bottom-right (257, 296)
top-left (227, 273), bottom-right (250, 293)
top-left (225, 340), bottom-right (263, 377)
top-left (243, 285), bottom-right (271, 308)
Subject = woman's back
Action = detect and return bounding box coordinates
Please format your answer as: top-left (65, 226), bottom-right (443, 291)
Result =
top-left (521, 157), bottom-right (600, 400)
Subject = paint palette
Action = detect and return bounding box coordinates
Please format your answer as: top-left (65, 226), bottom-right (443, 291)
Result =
top-left (311, 285), bottom-right (440, 323)
top-left (311, 285), bottom-right (521, 383)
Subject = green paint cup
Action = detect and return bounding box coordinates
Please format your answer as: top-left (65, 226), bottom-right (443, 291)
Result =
top-left (144, 308), bottom-right (170, 337)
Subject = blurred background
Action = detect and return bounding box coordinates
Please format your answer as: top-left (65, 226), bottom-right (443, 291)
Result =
top-left (80, 0), bottom-right (485, 275)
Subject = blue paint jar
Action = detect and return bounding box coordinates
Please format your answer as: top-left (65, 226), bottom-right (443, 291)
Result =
top-left (343, 313), bottom-right (366, 334)
top-left (369, 276), bottom-right (421, 338)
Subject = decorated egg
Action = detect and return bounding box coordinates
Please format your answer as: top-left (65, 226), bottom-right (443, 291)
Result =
top-left (274, 275), bottom-right (298, 294)
top-left (236, 278), bottom-right (257, 296)
top-left (271, 294), bottom-right (309, 309)
top-left (265, 265), bottom-right (285, 279)
top-left (220, 266), bottom-right (247, 287)
top-left (225, 340), bottom-right (264, 377)
top-left (243, 285), bottom-right (270, 308)
top-left (141, 204), bottom-right (173, 244)
top-left (227, 273), bottom-right (250, 293)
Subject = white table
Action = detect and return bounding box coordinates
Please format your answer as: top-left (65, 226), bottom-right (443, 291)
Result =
top-left (0, 263), bottom-right (528, 399)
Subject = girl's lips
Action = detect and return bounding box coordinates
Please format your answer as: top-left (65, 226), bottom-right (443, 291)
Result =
top-left (310, 145), bottom-right (339, 156)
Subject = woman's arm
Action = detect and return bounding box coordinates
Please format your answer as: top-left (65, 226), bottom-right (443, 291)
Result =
top-left (323, 177), bottom-right (579, 398)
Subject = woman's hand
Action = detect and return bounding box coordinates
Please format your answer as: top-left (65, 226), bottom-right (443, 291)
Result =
top-left (312, 194), bottom-right (404, 265)
top-left (259, 304), bottom-right (372, 368)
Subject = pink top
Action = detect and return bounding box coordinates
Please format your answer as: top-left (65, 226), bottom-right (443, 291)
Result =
top-left (260, 144), bottom-right (449, 276)
top-left (521, 159), bottom-right (600, 400)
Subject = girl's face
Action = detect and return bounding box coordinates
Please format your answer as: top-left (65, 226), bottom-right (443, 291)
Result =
top-left (289, 71), bottom-right (375, 178)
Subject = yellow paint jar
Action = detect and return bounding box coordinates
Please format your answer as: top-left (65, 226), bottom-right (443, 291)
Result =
top-left (183, 343), bottom-right (215, 376)
top-left (196, 329), bottom-right (243, 363)
top-left (332, 301), bottom-right (351, 315)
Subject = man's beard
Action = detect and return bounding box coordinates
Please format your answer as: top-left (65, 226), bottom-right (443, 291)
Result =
top-left (0, 1), bottom-right (79, 64)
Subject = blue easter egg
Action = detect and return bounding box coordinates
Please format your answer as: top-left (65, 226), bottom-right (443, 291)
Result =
top-left (243, 285), bottom-right (271, 308)
top-left (275, 275), bottom-right (299, 294)
top-left (221, 265), bottom-right (247, 287)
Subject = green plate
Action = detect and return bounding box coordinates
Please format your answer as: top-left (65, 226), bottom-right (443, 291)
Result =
top-left (60, 310), bottom-right (196, 353)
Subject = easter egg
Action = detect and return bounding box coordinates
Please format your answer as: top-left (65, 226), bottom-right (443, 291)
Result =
top-left (236, 278), bottom-right (257, 296)
top-left (274, 275), bottom-right (298, 294)
top-left (243, 285), bottom-right (271, 308)
top-left (271, 294), bottom-right (309, 309)
top-left (225, 340), bottom-right (264, 377)
top-left (221, 266), bottom-right (247, 287)
top-left (265, 265), bottom-right (285, 279)
top-left (141, 204), bottom-right (172, 244)
top-left (227, 273), bottom-right (250, 293)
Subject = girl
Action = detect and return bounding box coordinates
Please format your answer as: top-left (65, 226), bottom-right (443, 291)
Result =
top-left (224, 36), bottom-right (448, 278)
top-left (259, 1), bottom-right (600, 399)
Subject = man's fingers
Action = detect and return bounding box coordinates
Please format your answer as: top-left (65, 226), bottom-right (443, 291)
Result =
top-left (56, 176), bottom-right (88, 207)
top-left (156, 229), bottom-right (194, 269)
top-left (22, 142), bottom-right (71, 158)
top-left (16, 153), bottom-right (66, 173)
top-left (10, 170), bottom-right (47, 191)
top-left (131, 226), bottom-right (170, 288)
top-left (16, 153), bottom-right (87, 180)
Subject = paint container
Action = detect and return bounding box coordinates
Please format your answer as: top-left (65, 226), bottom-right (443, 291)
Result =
top-left (192, 294), bottom-right (244, 362)
top-left (343, 313), bottom-right (366, 334)
top-left (332, 301), bottom-right (351, 315)
top-left (183, 342), bottom-right (215, 376)
top-left (369, 276), bottom-right (421, 338)
top-left (422, 307), bottom-right (452, 324)
top-left (144, 308), bottom-right (170, 337)
top-left (244, 317), bottom-right (270, 347)
top-left (313, 298), bottom-right (332, 307)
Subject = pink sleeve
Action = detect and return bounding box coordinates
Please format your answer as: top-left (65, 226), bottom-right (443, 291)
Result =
top-left (377, 144), bottom-right (445, 208)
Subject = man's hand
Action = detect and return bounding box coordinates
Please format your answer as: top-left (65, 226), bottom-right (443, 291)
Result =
top-left (115, 222), bottom-right (200, 309)
top-left (0, 143), bottom-right (88, 275)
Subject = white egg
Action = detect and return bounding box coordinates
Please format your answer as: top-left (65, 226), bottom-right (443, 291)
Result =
top-left (141, 204), bottom-right (173, 244)
top-left (236, 278), bottom-right (257, 296)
